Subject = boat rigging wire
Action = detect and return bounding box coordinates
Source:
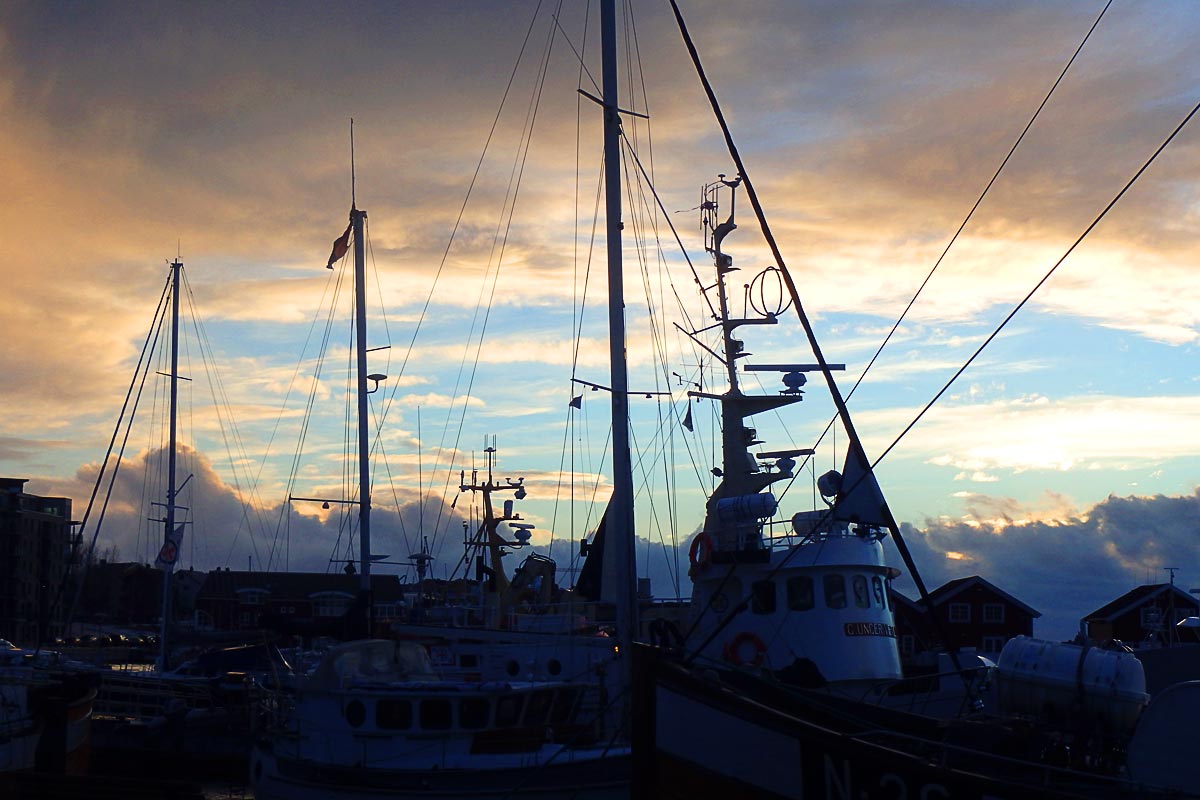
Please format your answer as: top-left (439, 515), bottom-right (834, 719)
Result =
top-left (845, 0), bottom-right (1114, 407)
top-left (413, 0), bottom-right (554, 565)
top-left (764, 0), bottom-right (1116, 514)
top-left (870, 96), bottom-right (1200, 476)
top-left (64, 272), bottom-right (171, 629)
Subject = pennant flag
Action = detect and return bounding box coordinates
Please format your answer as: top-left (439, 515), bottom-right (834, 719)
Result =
top-left (682, 404), bottom-right (694, 432)
top-left (155, 523), bottom-right (186, 572)
top-left (326, 222), bottom-right (353, 269)
top-left (569, 395), bottom-right (583, 409)
top-left (832, 441), bottom-right (890, 530)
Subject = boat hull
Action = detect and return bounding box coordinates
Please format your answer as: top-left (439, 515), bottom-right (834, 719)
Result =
top-left (251, 741), bottom-right (630, 800)
top-left (632, 645), bottom-right (1178, 800)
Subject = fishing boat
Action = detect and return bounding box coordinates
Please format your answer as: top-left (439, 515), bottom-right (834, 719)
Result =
top-left (250, 16), bottom-right (639, 781)
top-left (629, 5), bottom-right (1200, 797)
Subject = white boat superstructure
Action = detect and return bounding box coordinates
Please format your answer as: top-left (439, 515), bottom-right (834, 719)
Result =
top-left (682, 178), bottom-right (903, 691)
top-left (252, 640), bottom-right (627, 800)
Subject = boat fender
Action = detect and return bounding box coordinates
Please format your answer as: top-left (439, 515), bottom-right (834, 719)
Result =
top-left (723, 631), bottom-right (767, 668)
top-left (688, 533), bottom-right (714, 574)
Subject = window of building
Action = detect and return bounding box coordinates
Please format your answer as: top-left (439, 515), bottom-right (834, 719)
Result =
top-left (310, 591), bottom-right (354, 618)
top-left (852, 575), bottom-right (871, 609)
top-left (787, 576), bottom-right (814, 611)
top-left (824, 574), bottom-right (847, 610)
top-left (948, 603), bottom-right (970, 623)
top-left (982, 636), bottom-right (1007, 654)
top-left (751, 580), bottom-right (777, 615)
top-left (983, 603), bottom-right (1005, 624)
top-left (1141, 607), bottom-right (1163, 629)
top-left (236, 589), bottom-right (269, 606)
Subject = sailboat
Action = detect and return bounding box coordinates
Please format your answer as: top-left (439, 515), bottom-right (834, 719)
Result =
top-left (249, 16), bottom-right (638, 782)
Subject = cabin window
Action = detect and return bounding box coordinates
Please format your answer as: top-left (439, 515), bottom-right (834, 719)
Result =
top-left (787, 576), bottom-right (814, 611)
top-left (872, 577), bottom-right (886, 609)
top-left (751, 581), bottom-right (777, 615)
top-left (550, 688), bottom-right (578, 724)
top-left (459, 697), bottom-right (489, 730)
top-left (496, 694), bottom-right (525, 727)
top-left (524, 690), bottom-right (555, 726)
top-left (983, 603), bottom-right (1005, 624)
top-left (852, 576), bottom-right (870, 609)
top-left (420, 699), bottom-right (453, 730)
top-left (823, 574), bottom-right (847, 609)
top-left (376, 700), bottom-right (412, 730)
top-left (949, 603), bottom-right (970, 624)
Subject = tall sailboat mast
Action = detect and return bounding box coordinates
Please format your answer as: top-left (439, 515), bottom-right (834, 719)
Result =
top-left (600, 0), bottom-right (638, 666)
top-left (351, 205), bottom-right (373, 628)
top-left (158, 258), bottom-right (182, 670)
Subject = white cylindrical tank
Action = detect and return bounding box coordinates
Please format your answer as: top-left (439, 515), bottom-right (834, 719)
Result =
top-left (996, 636), bottom-right (1148, 735)
top-left (716, 493), bottom-right (777, 524)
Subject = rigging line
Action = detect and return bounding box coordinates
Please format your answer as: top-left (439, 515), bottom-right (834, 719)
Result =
top-left (874, 96), bottom-right (1200, 475)
top-left (621, 133), bottom-right (713, 324)
top-left (383, 0), bottom-right (547, 404)
top-left (268, 261), bottom-right (347, 570)
top-left (847, 0), bottom-right (1114, 404)
top-left (775, 0), bottom-right (1119, 510)
top-left (552, 8), bottom-right (601, 96)
top-left (430, 3), bottom-right (562, 556)
top-left (255, 264), bottom-right (344, 567)
top-left (181, 279), bottom-right (265, 570)
top-left (668, 0), bottom-right (947, 650)
top-left (64, 272), bottom-right (171, 628)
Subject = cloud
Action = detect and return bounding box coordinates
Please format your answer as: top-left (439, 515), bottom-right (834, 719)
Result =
top-left (887, 488), bottom-right (1200, 640)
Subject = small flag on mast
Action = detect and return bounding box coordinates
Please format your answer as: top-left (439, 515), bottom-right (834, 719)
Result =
top-left (326, 222), bottom-right (353, 269)
top-left (569, 395), bottom-right (583, 409)
top-left (682, 404), bottom-right (694, 432)
top-left (155, 524), bottom-right (186, 572)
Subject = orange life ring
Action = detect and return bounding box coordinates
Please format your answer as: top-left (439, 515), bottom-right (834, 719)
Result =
top-left (723, 631), bottom-right (767, 667)
top-left (688, 533), bottom-right (714, 572)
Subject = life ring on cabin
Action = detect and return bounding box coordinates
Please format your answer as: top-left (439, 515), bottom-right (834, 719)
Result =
top-left (688, 533), bottom-right (714, 574)
top-left (723, 631), bottom-right (767, 668)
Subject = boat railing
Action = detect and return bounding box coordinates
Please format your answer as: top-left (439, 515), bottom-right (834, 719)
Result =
top-left (841, 719), bottom-right (1145, 796)
top-left (861, 663), bottom-right (994, 716)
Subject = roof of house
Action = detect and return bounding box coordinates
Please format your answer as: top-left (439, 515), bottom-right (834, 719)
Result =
top-left (887, 588), bottom-right (925, 613)
top-left (926, 575), bottom-right (1041, 618)
top-left (1083, 583), bottom-right (1200, 622)
top-left (197, 570), bottom-right (406, 602)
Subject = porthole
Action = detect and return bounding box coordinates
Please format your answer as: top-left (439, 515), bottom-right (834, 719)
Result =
top-left (547, 658), bottom-right (562, 676)
top-left (344, 699), bottom-right (366, 728)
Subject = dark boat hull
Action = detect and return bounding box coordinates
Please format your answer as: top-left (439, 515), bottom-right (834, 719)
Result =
top-left (632, 645), bottom-right (1183, 800)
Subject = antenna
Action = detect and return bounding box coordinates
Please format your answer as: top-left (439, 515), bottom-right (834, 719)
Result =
top-left (1165, 567), bottom-right (1179, 585)
top-left (350, 118), bottom-right (356, 208)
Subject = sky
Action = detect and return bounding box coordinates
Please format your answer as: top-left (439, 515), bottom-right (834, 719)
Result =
top-left (2, 0), bottom-right (1199, 642)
